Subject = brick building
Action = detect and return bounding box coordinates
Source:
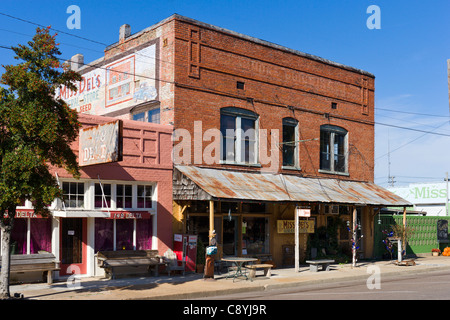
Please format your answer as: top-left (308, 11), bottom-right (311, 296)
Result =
top-left (59, 14), bottom-right (408, 268)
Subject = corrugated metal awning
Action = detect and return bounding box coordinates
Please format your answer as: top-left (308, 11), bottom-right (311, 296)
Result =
top-left (174, 166), bottom-right (411, 206)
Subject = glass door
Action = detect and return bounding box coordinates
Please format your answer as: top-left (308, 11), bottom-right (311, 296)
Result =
top-left (222, 216), bottom-right (237, 256)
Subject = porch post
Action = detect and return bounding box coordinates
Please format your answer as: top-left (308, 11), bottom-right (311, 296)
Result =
top-left (209, 200), bottom-right (214, 246)
top-left (352, 206), bottom-right (357, 268)
top-left (295, 205), bottom-right (299, 272)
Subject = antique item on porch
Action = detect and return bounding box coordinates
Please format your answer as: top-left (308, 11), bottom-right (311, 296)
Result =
top-left (432, 248), bottom-right (441, 256)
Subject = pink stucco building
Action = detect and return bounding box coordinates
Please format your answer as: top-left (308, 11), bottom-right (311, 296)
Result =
top-left (8, 113), bottom-right (173, 279)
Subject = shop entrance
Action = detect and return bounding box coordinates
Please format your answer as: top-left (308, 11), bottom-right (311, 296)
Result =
top-left (60, 218), bottom-right (87, 275)
top-left (223, 216), bottom-right (237, 256)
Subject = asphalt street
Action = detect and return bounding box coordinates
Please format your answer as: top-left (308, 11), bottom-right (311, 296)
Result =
top-left (204, 269), bottom-right (450, 300)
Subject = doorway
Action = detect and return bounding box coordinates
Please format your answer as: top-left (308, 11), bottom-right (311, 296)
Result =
top-left (223, 216), bottom-right (237, 256)
top-left (60, 218), bottom-right (87, 275)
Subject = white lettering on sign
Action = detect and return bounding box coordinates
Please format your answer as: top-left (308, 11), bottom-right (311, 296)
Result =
top-left (79, 120), bottom-right (121, 166)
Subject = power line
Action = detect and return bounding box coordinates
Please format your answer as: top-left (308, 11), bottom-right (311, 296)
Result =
top-left (0, 11), bottom-right (107, 46)
top-left (375, 107), bottom-right (450, 118)
top-left (3, 42), bottom-right (450, 140)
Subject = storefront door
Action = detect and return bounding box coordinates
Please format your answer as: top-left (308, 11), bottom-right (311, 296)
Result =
top-left (60, 218), bottom-right (87, 275)
top-left (223, 216), bottom-right (237, 256)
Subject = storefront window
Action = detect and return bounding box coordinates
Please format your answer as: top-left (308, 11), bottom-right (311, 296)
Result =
top-left (10, 218), bottom-right (51, 255)
top-left (94, 218), bottom-right (114, 252)
top-left (242, 217), bottom-right (269, 255)
top-left (116, 219), bottom-right (134, 250)
top-left (136, 219), bottom-right (153, 250)
top-left (30, 218), bottom-right (52, 253)
top-left (10, 218), bottom-right (27, 255)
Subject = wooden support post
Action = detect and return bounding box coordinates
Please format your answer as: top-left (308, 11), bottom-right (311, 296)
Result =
top-left (352, 206), bottom-right (357, 268)
top-left (295, 205), bottom-right (299, 272)
top-left (209, 200), bottom-right (214, 246)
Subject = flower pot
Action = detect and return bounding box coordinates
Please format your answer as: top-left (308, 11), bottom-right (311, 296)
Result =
top-left (196, 264), bottom-right (205, 273)
top-left (432, 252), bottom-right (439, 256)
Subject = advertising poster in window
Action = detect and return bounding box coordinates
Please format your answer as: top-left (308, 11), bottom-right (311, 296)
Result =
top-left (56, 42), bottom-right (158, 116)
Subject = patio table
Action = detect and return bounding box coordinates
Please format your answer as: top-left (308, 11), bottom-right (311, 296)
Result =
top-left (222, 257), bottom-right (257, 282)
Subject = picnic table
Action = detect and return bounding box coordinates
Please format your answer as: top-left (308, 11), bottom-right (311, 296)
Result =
top-left (222, 257), bottom-right (257, 282)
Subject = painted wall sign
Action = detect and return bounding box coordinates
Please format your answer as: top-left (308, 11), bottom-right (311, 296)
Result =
top-left (108, 211), bottom-right (152, 219)
top-left (277, 220), bottom-right (315, 234)
top-left (388, 183), bottom-right (448, 204)
top-left (3, 209), bottom-right (45, 219)
top-left (79, 120), bottom-right (122, 166)
top-left (56, 43), bottom-right (158, 116)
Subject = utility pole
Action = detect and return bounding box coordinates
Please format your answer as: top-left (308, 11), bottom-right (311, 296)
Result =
top-left (446, 172), bottom-right (449, 216)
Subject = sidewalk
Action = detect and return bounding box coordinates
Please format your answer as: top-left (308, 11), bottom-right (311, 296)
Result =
top-left (9, 255), bottom-right (450, 300)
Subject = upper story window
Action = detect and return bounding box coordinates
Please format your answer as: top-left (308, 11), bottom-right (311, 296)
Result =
top-left (56, 181), bottom-right (156, 211)
top-left (220, 107), bottom-right (258, 164)
top-left (282, 118), bottom-right (299, 168)
top-left (137, 185), bottom-right (153, 208)
top-left (62, 181), bottom-right (85, 208)
top-left (320, 125), bottom-right (348, 174)
top-left (116, 184), bottom-right (133, 209)
top-left (95, 183), bottom-right (111, 209)
top-left (132, 107), bottom-right (160, 124)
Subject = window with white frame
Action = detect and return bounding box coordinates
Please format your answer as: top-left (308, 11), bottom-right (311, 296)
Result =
top-left (220, 107), bottom-right (258, 164)
top-left (95, 183), bottom-right (111, 209)
top-left (62, 181), bottom-right (85, 208)
top-left (137, 185), bottom-right (153, 208)
top-left (282, 117), bottom-right (299, 168)
top-left (320, 125), bottom-right (348, 173)
top-left (116, 184), bottom-right (133, 209)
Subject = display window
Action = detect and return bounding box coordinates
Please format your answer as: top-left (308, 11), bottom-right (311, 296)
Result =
top-left (10, 218), bottom-right (52, 255)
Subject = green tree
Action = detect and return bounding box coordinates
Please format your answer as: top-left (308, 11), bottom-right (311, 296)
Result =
top-left (0, 27), bottom-right (81, 299)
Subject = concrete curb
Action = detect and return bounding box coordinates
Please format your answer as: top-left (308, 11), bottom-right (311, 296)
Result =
top-left (136, 264), bottom-right (450, 300)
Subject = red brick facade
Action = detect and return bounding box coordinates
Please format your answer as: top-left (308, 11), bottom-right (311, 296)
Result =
top-left (83, 14), bottom-right (375, 182)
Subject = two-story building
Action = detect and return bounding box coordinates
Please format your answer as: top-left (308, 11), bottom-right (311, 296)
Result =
top-left (58, 14), bottom-right (409, 268)
top-left (4, 114), bottom-right (173, 280)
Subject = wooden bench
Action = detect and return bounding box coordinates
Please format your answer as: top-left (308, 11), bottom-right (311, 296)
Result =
top-left (305, 259), bottom-right (335, 272)
top-left (97, 250), bottom-right (164, 279)
top-left (245, 264), bottom-right (273, 280)
top-left (0, 253), bottom-right (60, 284)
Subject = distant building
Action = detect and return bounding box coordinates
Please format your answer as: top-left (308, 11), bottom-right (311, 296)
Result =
top-left (388, 182), bottom-right (449, 216)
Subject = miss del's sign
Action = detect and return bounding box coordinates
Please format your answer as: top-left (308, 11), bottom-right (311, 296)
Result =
top-left (277, 220), bottom-right (315, 234)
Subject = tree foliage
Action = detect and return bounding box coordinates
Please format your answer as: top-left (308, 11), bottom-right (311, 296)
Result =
top-left (0, 26), bottom-right (81, 299)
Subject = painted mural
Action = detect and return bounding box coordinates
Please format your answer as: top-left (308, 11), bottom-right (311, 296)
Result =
top-left (57, 43), bottom-right (158, 116)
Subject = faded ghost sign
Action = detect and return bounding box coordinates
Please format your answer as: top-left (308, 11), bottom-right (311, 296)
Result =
top-left (79, 120), bottom-right (122, 166)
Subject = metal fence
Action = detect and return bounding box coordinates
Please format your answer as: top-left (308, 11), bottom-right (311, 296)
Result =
top-left (374, 215), bottom-right (450, 258)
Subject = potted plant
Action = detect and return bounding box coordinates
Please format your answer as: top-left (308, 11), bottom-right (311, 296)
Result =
top-left (196, 239), bottom-right (206, 273)
top-left (431, 248), bottom-right (441, 256)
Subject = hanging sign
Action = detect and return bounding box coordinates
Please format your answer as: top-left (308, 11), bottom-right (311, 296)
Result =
top-left (296, 207), bottom-right (311, 217)
top-left (79, 120), bottom-right (122, 166)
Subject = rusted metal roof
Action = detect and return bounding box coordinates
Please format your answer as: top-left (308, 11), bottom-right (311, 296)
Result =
top-left (174, 166), bottom-right (411, 206)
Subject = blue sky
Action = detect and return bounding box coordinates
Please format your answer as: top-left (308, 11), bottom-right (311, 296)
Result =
top-left (0, 0), bottom-right (449, 187)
